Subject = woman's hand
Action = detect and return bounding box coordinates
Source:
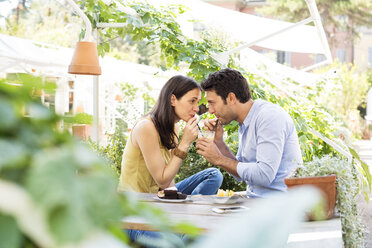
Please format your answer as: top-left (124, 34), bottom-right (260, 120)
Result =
top-left (203, 118), bottom-right (224, 143)
top-left (180, 117), bottom-right (198, 148)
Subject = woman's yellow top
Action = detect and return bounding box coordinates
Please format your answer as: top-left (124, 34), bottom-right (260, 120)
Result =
top-left (117, 119), bottom-right (172, 193)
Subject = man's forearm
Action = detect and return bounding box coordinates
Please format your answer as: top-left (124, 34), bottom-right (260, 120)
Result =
top-left (215, 154), bottom-right (240, 178)
top-left (215, 140), bottom-right (236, 160)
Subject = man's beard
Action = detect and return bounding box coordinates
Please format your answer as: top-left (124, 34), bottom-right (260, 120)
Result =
top-left (218, 117), bottom-right (229, 125)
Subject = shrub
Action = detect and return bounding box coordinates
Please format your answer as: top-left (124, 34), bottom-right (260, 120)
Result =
top-left (0, 74), bottom-right (194, 248)
top-left (0, 74), bottom-right (126, 247)
top-left (88, 133), bottom-right (127, 176)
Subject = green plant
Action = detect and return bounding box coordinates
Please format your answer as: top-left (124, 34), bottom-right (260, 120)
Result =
top-left (63, 112), bottom-right (93, 125)
top-left (0, 74), bottom-right (200, 248)
top-left (293, 155), bottom-right (365, 248)
top-left (88, 133), bottom-right (127, 176)
top-left (0, 74), bottom-right (124, 247)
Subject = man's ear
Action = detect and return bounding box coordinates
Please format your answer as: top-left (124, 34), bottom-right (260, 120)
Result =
top-left (170, 94), bottom-right (177, 106)
top-left (226, 92), bottom-right (237, 105)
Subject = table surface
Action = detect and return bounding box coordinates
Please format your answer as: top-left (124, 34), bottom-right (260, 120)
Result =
top-left (122, 193), bottom-right (343, 248)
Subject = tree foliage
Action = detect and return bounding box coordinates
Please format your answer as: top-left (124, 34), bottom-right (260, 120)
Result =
top-left (314, 61), bottom-right (369, 138)
top-left (79, 0), bottom-right (222, 82)
top-left (0, 0), bottom-right (82, 47)
top-left (256, 0), bottom-right (372, 44)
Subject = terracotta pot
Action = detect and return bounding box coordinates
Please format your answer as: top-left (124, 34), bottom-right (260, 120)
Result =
top-left (72, 124), bottom-right (92, 140)
top-left (72, 124), bottom-right (103, 141)
top-left (285, 174), bottom-right (337, 220)
top-left (68, 41), bottom-right (101, 75)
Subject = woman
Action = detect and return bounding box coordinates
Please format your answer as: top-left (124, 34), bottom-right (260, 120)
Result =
top-left (118, 75), bottom-right (222, 195)
top-left (118, 75), bottom-right (223, 244)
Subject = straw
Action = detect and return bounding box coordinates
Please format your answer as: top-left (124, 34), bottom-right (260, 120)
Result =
top-left (197, 123), bottom-right (206, 138)
top-left (213, 119), bottom-right (219, 131)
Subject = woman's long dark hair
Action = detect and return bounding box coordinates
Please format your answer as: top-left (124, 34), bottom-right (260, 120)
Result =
top-left (149, 75), bottom-right (201, 150)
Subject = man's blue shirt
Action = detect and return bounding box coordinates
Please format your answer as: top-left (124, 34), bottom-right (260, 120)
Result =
top-left (235, 99), bottom-right (303, 197)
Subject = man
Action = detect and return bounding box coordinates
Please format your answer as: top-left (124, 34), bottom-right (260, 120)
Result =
top-left (196, 68), bottom-right (302, 197)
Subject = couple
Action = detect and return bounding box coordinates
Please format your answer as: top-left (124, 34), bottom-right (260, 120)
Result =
top-left (118, 68), bottom-right (302, 241)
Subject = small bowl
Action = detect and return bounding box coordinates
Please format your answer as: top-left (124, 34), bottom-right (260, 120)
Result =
top-left (213, 195), bottom-right (242, 204)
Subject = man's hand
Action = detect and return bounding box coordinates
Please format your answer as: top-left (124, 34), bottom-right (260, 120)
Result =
top-left (203, 118), bottom-right (223, 143)
top-left (196, 137), bottom-right (222, 165)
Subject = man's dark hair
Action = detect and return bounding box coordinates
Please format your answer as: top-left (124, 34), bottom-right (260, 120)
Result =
top-left (201, 68), bottom-right (251, 103)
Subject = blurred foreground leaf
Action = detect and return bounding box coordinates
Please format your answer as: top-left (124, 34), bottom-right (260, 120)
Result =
top-left (0, 213), bottom-right (22, 248)
top-left (191, 187), bottom-right (322, 248)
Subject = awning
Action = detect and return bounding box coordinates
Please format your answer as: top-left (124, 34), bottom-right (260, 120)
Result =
top-left (0, 34), bottom-right (72, 75)
top-left (184, 0), bottom-right (324, 54)
top-left (129, 0), bottom-right (331, 70)
top-left (142, 0), bottom-right (329, 56)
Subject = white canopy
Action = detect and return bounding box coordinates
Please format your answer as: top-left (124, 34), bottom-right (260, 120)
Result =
top-left (239, 47), bottom-right (323, 87)
top-left (0, 34), bottom-right (72, 75)
top-left (0, 33), bottom-right (172, 85)
top-left (182, 0), bottom-right (324, 54)
top-left (140, 0), bottom-right (329, 56)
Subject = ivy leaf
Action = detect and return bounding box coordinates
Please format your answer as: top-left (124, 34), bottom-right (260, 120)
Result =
top-left (173, 222), bottom-right (201, 237)
top-left (48, 203), bottom-right (90, 244)
top-left (80, 173), bottom-right (122, 227)
top-left (27, 103), bottom-right (53, 121)
top-left (142, 12), bottom-right (151, 23)
top-left (0, 139), bottom-right (28, 169)
top-left (349, 147), bottom-right (372, 192)
top-left (102, 42), bottom-right (110, 53)
top-left (25, 147), bottom-right (91, 243)
top-left (25, 144), bottom-right (124, 244)
top-left (0, 214), bottom-right (22, 248)
top-left (0, 97), bottom-right (18, 131)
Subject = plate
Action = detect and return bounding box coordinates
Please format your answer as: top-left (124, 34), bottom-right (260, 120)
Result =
top-left (154, 197), bottom-right (189, 203)
top-left (212, 206), bottom-right (249, 214)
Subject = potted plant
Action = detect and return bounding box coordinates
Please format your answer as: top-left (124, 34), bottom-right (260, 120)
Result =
top-left (288, 155), bottom-right (365, 247)
top-left (285, 174), bottom-right (336, 220)
top-left (64, 112), bottom-right (94, 140)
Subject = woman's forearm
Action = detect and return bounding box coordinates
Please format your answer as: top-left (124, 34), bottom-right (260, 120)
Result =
top-left (158, 156), bottom-right (183, 189)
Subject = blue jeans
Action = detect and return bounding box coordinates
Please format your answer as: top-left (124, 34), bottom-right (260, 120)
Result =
top-left (175, 167), bottom-right (223, 195)
top-left (127, 168), bottom-right (223, 246)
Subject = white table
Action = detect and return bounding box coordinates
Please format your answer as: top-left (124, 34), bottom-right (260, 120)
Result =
top-left (122, 193), bottom-right (343, 248)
